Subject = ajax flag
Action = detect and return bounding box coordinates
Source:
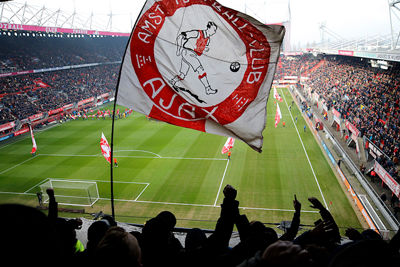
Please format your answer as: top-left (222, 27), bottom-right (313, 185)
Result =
top-left (221, 137), bottom-right (235, 154)
top-left (275, 103), bottom-right (282, 128)
top-left (100, 132), bottom-right (111, 164)
top-left (29, 125), bottom-right (37, 154)
top-left (117, 0), bottom-right (285, 152)
top-left (273, 87), bottom-right (283, 102)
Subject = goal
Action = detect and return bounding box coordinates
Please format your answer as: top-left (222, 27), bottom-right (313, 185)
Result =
top-left (39, 179), bottom-right (100, 207)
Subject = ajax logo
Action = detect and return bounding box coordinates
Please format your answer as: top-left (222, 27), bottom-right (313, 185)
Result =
top-left (130, 1), bottom-right (270, 125)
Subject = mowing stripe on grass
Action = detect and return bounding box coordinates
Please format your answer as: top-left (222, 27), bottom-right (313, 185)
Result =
top-left (280, 88), bottom-right (329, 209)
top-left (0, 156), bottom-right (36, 175)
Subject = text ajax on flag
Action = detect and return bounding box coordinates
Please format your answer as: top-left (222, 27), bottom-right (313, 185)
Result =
top-left (116, 0), bottom-right (285, 152)
top-left (100, 132), bottom-right (111, 164)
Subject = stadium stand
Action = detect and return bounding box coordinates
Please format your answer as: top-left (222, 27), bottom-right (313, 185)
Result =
top-left (0, 31), bottom-right (126, 73)
top-left (1, 185), bottom-right (399, 266)
top-left (0, 65), bottom-right (120, 124)
top-left (276, 54), bottom-right (400, 180)
top-left (306, 56), bottom-right (400, 169)
top-left (0, 33), bottom-right (126, 127)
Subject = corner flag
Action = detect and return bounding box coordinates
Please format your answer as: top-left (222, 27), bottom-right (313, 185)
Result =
top-left (275, 103), bottom-right (282, 128)
top-left (116, 0), bottom-right (285, 152)
top-left (29, 125), bottom-right (37, 154)
top-left (273, 87), bottom-right (283, 102)
top-left (100, 132), bottom-right (111, 164)
top-left (221, 137), bottom-right (235, 154)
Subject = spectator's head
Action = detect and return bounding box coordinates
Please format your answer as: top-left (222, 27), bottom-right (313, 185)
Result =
top-left (249, 221), bottom-right (278, 245)
top-left (360, 229), bottom-right (382, 240)
top-left (87, 219), bottom-right (111, 253)
top-left (185, 228), bottom-right (207, 251)
top-left (0, 204), bottom-right (59, 264)
top-left (95, 226), bottom-right (142, 266)
top-left (328, 240), bottom-right (395, 267)
top-left (262, 240), bottom-right (312, 267)
top-left (156, 210), bottom-right (176, 232)
top-left (54, 217), bottom-right (80, 257)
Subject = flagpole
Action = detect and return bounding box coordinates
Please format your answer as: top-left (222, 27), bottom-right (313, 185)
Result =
top-left (110, 105), bottom-right (116, 219)
top-left (108, 3), bottom-right (146, 219)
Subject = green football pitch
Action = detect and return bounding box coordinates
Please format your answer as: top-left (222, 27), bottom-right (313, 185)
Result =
top-left (0, 87), bottom-right (362, 231)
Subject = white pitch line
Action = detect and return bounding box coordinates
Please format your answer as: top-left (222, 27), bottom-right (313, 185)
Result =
top-left (0, 156), bottom-right (36, 175)
top-left (39, 153), bottom-right (99, 157)
top-left (96, 196), bottom-right (318, 213)
top-left (38, 153), bottom-right (226, 161)
top-left (213, 159), bottom-right (230, 206)
top-left (161, 156), bottom-right (228, 161)
top-left (44, 177), bottom-right (150, 185)
top-left (114, 149), bottom-right (162, 158)
top-left (280, 88), bottom-right (329, 210)
top-left (99, 197), bottom-right (215, 207)
top-left (239, 206), bottom-right (319, 213)
top-left (24, 178), bottom-right (50, 194)
top-left (134, 183), bottom-right (150, 201)
top-left (0, 190), bottom-right (318, 214)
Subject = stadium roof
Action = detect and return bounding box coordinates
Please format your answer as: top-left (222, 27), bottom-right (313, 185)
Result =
top-left (0, 0), bottom-right (396, 56)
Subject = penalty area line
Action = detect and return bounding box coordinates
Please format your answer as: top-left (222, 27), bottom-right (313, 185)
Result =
top-left (213, 158), bottom-right (230, 207)
top-left (0, 156), bottom-right (36, 175)
top-left (97, 197), bottom-right (319, 213)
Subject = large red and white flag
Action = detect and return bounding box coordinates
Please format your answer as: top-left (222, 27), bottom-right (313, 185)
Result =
top-left (221, 137), bottom-right (235, 154)
top-left (33, 79), bottom-right (50, 88)
top-left (117, 0), bottom-right (285, 152)
top-left (275, 103), bottom-right (282, 128)
top-left (29, 125), bottom-right (37, 154)
top-left (100, 132), bottom-right (111, 164)
top-left (273, 87), bottom-right (283, 102)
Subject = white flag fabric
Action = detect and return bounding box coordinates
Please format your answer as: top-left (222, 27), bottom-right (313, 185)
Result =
top-left (117, 0), bottom-right (285, 152)
top-left (221, 137), bottom-right (235, 154)
top-left (273, 87), bottom-right (283, 102)
top-left (275, 103), bottom-right (282, 128)
top-left (100, 132), bottom-right (111, 164)
top-left (29, 125), bottom-right (37, 154)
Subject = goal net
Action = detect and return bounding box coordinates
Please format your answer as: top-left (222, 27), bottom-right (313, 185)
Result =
top-left (39, 179), bottom-right (99, 207)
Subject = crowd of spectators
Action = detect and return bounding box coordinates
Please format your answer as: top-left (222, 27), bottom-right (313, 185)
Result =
top-left (0, 64), bottom-right (119, 124)
top-left (274, 54), bottom-right (320, 80)
top-left (0, 31), bottom-right (127, 73)
top-left (2, 185), bottom-right (399, 266)
top-left (306, 56), bottom-right (400, 168)
top-left (0, 31), bottom-right (128, 125)
top-left (275, 54), bottom-right (400, 172)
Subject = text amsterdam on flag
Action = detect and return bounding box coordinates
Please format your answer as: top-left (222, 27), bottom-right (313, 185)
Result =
top-left (117, 0), bottom-right (285, 152)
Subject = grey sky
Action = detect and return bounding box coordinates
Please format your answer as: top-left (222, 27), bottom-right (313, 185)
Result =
top-left (9, 0), bottom-right (394, 47)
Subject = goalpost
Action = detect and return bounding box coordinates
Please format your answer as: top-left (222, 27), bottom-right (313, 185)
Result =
top-left (39, 179), bottom-right (100, 207)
